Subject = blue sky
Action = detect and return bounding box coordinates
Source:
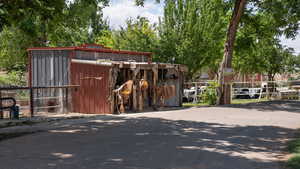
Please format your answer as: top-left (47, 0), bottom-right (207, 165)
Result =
top-left (103, 0), bottom-right (300, 54)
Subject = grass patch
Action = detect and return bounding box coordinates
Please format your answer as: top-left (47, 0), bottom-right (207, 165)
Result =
top-left (183, 98), bottom-right (269, 107)
top-left (287, 136), bottom-right (300, 169)
top-left (183, 102), bottom-right (209, 107)
top-left (232, 98), bottom-right (268, 104)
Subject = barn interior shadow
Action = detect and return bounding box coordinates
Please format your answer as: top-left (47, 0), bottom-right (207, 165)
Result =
top-left (0, 115), bottom-right (296, 169)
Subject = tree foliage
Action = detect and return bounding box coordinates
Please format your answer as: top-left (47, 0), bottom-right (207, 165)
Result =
top-left (96, 17), bottom-right (159, 54)
top-left (0, 0), bottom-right (109, 71)
top-left (1, 0), bottom-right (300, 82)
top-left (114, 17), bottom-right (159, 53)
top-left (233, 0), bottom-right (300, 78)
top-left (157, 0), bottom-right (230, 76)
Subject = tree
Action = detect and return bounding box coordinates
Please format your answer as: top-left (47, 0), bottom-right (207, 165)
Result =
top-left (217, 0), bottom-right (300, 104)
top-left (260, 42), bottom-right (295, 81)
top-left (0, 27), bottom-right (34, 72)
top-left (112, 17), bottom-right (159, 53)
top-left (96, 30), bottom-right (115, 48)
top-left (0, 0), bottom-right (109, 71)
top-left (217, 0), bottom-right (247, 105)
top-left (158, 0), bottom-right (230, 77)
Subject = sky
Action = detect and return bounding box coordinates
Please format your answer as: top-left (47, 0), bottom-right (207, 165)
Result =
top-left (103, 0), bottom-right (300, 54)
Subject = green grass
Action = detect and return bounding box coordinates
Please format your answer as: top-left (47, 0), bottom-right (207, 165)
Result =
top-left (183, 102), bottom-right (209, 107)
top-left (287, 135), bottom-right (300, 169)
top-left (232, 98), bottom-right (268, 104)
top-left (183, 98), bottom-right (269, 107)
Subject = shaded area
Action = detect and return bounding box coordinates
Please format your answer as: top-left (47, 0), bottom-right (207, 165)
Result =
top-left (223, 100), bottom-right (300, 113)
top-left (0, 115), bottom-right (295, 169)
top-left (0, 131), bottom-right (37, 141)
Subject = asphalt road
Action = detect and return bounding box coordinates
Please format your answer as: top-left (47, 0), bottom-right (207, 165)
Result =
top-left (1, 101), bottom-right (300, 169)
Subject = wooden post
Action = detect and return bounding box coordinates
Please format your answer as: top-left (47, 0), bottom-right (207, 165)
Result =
top-left (138, 70), bottom-right (144, 111)
top-left (266, 82), bottom-right (269, 100)
top-left (132, 67), bottom-right (139, 112)
top-left (110, 67), bottom-right (118, 114)
top-left (143, 70), bottom-right (148, 102)
top-left (152, 65), bottom-right (158, 110)
top-left (0, 90), bottom-right (3, 119)
top-left (58, 88), bottom-right (64, 113)
top-left (30, 88), bottom-right (34, 117)
top-left (65, 88), bottom-right (69, 113)
top-left (193, 82), bottom-right (198, 103)
top-left (230, 83), bottom-right (233, 103)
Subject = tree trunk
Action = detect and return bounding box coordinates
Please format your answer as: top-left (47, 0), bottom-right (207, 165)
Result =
top-left (217, 0), bottom-right (247, 105)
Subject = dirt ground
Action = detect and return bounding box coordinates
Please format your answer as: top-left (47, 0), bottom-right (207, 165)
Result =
top-left (0, 101), bottom-right (300, 169)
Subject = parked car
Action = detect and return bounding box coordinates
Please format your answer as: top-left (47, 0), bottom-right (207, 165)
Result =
top-left (183, 86), bottom-right (206, 102)
top-left (233, 88), bottom-right (261, 99)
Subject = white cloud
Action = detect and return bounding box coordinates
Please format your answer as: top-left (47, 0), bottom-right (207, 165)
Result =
top-left (103, 1), bottom-right (300, 55)
top-left (103, 0), bottom-right (163, 29)
top-left (280, 34), bottom-right (300, 55)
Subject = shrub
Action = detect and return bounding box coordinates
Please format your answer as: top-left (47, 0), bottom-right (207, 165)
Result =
top-left (201, 81), bottom-right (219, 105)
top-left (0, 71), bottom-right (26, 86)
top-left (287, 135), bottom-right (300, 169)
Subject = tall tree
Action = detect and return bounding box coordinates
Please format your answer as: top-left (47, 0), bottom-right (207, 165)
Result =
top-left (217, 0), bottom-right (247, 105)
top-left (217, 0), bottom-right (300, 104)
top-left (158, 0), bottom-right (230, 77)
top-left (113, 17), bottom-right (159, 53)
top-left (0, 0), bottom-right (109, 71)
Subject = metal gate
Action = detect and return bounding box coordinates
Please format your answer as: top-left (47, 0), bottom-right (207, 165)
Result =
top-left (71, 62), bottom-right (111, 114)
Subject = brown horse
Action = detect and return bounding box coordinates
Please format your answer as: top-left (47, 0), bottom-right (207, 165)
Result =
top-left (114, 79), bottom-right (149, 113)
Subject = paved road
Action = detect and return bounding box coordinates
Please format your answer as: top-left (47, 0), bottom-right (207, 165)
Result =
top-left (1, 101), bottom-right (300, 169)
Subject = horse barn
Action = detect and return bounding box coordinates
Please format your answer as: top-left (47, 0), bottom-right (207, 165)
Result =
top-left (27, 44), bottom-right (187, 114)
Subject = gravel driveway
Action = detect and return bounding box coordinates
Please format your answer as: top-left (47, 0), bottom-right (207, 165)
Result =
top-left (0, 101), bottom-right (300, 169)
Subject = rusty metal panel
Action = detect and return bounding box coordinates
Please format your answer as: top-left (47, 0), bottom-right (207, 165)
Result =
top-left (74, 51), bottom-right (148, 62)
top-left (164, 69), bottom-right (182, 107)
top-left (71, 62), bottom-right (112, 114)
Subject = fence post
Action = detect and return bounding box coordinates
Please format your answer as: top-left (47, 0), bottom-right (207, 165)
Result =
top-left (193, 82), bottom-right (198, 103)
top-left (266, 82), bottom-right (270, 100)
top-left (230, 83), bottom-right (233, 103)
top-left (0, 90), bottom-right (3, 119)
top-left (65, 87), bottom-right (69, 113)
top-left (59, 88), bottom-right (64, 113)
top-left (30, 88), bottom-right (34, 117)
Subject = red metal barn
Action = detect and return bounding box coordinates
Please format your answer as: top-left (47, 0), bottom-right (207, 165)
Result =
top-left (28, 44), bottom-right (187, 114)
top-left (71, 61), bottom-right (111, 114)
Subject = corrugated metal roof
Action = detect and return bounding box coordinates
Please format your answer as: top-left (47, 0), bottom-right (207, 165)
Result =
top-left (27, 44), bottom-right (152, 56)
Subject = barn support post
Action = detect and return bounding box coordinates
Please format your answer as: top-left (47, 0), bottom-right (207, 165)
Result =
top-left (132, 66), bottom-right (140, 112)
top-left (143, 69), bottom-right (148, 101)
top-left (138, 69), bottom-right (144, 111)
top-left (110, 66), bottom-right (119, 114)
top-left (142, 69), bottom-right (149, 106)
top-left (152, 65), bottom-right (158, 110)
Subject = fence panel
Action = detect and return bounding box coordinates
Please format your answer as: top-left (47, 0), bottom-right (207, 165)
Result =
top-left (183, 81), bottom-right (300, 104)
top-left (0, 85), bottom-right (79, 119)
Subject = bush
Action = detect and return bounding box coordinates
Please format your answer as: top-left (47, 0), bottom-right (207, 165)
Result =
top-left (287, 155), bottom-right (300, 169)
top-left (287, 136), bottom-right (300, 169)
top-left (0, 71), bottom-right (26, 86)
top-left (201, 81), bottom-right (219, 105)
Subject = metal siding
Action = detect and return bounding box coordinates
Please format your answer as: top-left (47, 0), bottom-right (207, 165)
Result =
top-left (74, 50), bottom-right (146, 62)
top-left (31, 50), bottom-right (71, 107)
top-left (31, 50), bottom-right (70, 87)
top-left (164, 69), bottom-right (182, 107)
top-left (71, 63), bottom-right (111, 114)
